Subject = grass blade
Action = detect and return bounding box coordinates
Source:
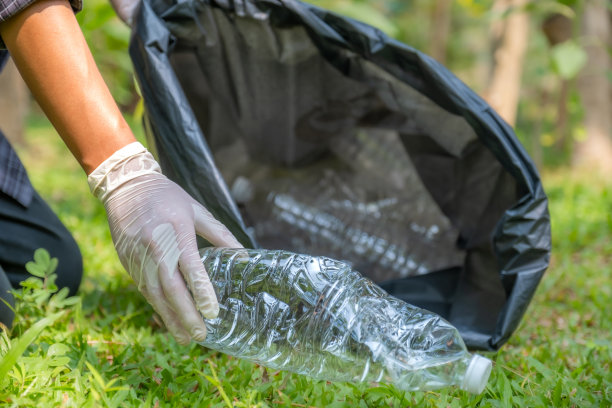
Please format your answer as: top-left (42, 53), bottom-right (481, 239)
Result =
top-left (205, 360), bottom-right (233, 408)
top-left (0, 312), bottom-right (63, 380)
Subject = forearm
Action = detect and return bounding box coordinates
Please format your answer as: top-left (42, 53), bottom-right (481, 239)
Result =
top-left (0, 0), bottom-right (135, 174)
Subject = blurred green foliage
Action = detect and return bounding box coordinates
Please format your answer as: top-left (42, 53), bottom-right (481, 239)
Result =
top-left (77, 0), bottom-right (607, 168)
top-left (275, 0), bottom-right (601, 168)
top-left (550, 40), bottom-right (587, 80)
top-left (76, 0), bottom-right (135, 109)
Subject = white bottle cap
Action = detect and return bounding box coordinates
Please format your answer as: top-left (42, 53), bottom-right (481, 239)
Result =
top-left (460, 354), bottom-right (492, 394)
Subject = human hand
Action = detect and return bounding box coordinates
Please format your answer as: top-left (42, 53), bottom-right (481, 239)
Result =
top-left (88, 142), bottom-right (242, 344)
top-left (108, 0), bottom-right (139, 26)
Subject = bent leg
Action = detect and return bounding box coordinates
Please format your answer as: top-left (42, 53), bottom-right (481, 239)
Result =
top-left (0, 266), bottom-right (14, 329)
top-left (0, 190), bottom-right (83, 297)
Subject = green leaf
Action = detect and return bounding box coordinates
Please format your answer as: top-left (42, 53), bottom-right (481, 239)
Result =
top-left (25, 262), bottom-right (46, 278)
top-left (501, 373), bottom-right (513, 407)
top-left (552, 379), bottom-right (564, 406)
top-left (86, 361), bottom-right (105, 387)
top-left (47, 343), bottom-right (71, 357)
top-left (161, 368), bottom-right (173, 384)
top-left (49, 356), bottom-right (71, 367)
top-left (527, 357), bottom-right (555, 381)
top-left (110, 388), bottom-right (130, 406)
top-left (47, 258), bottom-right (59, 276)
top-left (33, 248), bottom-right (51, 267)
top-left (0, 312), bottom-right (63, 381)
top-left (550, 41), bottom-right (588, 80)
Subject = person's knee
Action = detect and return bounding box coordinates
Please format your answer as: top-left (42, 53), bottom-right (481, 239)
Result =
top-left (0, 268), bottom-right (15, 330)
top-left (1, 189), bottom-right (84, 297)
top-left (51, 234), bottom-right (83, 297)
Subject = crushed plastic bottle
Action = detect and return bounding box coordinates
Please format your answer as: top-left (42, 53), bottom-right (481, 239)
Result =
top-left (230, 168), bottom-right (464, 282)
top-left (257, 189), bottom-right (458, 280)
top-left (198, 248), bottom-right (492, 394)
top-left (219, 129), bottom-right (465, 282)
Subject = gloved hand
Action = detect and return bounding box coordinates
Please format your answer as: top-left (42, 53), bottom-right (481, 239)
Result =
top-left (108, 0), bottom-right (139, 26)
top-left (88, 142), bottom-right (242, 344)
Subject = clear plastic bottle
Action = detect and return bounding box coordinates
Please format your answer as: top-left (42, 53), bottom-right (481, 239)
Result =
top-left (198, 248), bottom-right (492, 394)
top-left (232, 169), bottom-right (464, 282)
top-left (221, 129), bottom-right (465, 281)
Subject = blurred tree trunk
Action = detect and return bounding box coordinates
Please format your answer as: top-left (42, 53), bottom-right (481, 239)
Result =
top-left (542, 14), bottom-right (573, 151)
top-left (428, 0), bottom-right (452, 64)
top-left (574, 0), bottom-right (612, 172)
top-left (0, 58), bottom-right (29, 146)
top-left (483, 0), bottom-right (529, 127)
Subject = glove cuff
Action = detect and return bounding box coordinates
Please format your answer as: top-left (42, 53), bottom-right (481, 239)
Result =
top-left (87, 142), bottom-right (162, 202)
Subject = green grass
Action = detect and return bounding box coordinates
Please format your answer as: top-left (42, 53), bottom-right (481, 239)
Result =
top-left (1, 116), bottom-right (611, 407)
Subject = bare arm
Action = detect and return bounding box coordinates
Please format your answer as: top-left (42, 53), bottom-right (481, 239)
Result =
top-left (0, 0), bottom-right (135, 173)
top-left (0, 0), bottom-right (243, 344)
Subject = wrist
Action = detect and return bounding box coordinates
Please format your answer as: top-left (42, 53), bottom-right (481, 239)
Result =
top-left (79, 123), bottom-right (138, 174)
top-left (87, 142), bottom-right (162, 202)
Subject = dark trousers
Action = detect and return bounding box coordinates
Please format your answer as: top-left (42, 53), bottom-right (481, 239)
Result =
top-left (0, 190), bottom-right (83, 329)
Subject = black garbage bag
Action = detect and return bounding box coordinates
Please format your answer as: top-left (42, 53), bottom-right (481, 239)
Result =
top-left (129, 0), bottom-right (551, 350)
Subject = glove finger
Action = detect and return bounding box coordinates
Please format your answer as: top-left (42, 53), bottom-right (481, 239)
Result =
top-left (178, 233), bottom-right (219, 319)
top-left (147, 223), bottom-right (208, 341)
top-left (158, 261), bottom-right (209, 342)
top-left (192, 203), bottom-right (242, 248)
top-left (140, 284), bottom-right (191, 345)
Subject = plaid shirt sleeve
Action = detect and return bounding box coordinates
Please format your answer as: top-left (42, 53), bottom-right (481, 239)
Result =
top-left (0, 0), bottom-right (83, 48)
top-left (0, 131), bottom-right (33, 207)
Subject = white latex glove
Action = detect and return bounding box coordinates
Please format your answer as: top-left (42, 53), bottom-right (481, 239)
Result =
top-left (109, 0), bottom-right (139, 26)
top-left (88, 142), bottom-right (242, 344)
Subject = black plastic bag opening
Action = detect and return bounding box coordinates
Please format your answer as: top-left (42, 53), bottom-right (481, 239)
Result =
top-left (129, 0), bottom-right (551, 350)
